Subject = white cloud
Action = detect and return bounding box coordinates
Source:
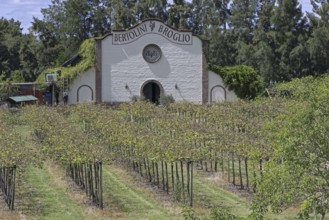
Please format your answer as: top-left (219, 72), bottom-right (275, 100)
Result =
top-left (0, 0), bottom-right (51, 32)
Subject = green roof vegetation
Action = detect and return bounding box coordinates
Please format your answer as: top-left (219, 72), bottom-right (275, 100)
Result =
top-left (36, 39), bottom-right (95, 85)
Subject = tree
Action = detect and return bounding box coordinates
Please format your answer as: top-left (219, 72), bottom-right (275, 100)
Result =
top-left (19, 34), bottom-right (40, 81)
top-left (0, 18), bottom-right (23, 80)
top-left (167, 0), bottom-right (193, 29)
top-left (134, 0), bottom-right (169, 22)
top-left (307, 0), bottom-right (329, 75)
top-left (188, 0), bottom-right (230, 36)
top-left (210, 64), bottom-right (264, 99)
top-left (309, 0), bottom-right (329, 28)
top-left (251, 0), bottom-right (277, 83)
top-left (269, 0), bottom-right (309, 80)
top-left (229, 0), bottom-right (258, 44)
top-left (110, 0), bottom-right (137, 29)
top-left (32, 0), bottom-right (112, 66)
top-left (208, 30), bottom-right (238, 66)
top-left (251, 77), bottom-right (329, 220)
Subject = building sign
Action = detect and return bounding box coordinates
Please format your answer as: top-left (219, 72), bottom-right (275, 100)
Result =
top-left (112, 20), bottom-right (193, 45)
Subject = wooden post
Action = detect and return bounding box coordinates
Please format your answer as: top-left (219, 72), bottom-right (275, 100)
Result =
top-left (238, 157), bottom-right (243, 189)
top-left (245, 158), bottom-right (249, 191)
top-left (180, 160), bottom-right (185, 203)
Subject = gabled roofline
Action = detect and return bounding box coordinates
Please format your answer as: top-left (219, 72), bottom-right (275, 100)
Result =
top-left (95, 18), bottom-right (204, 41)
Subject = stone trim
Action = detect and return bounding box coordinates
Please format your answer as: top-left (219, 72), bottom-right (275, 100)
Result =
top-left (210, 85), bottom-right (227, 103)
top-left (95, 40), bottom-right (102, 103)
top-left (140, 80), bottom-right (164, 98)
top-left (202, 40), bottom-right (209, 104)
top-left (77, 85), bottom-right (94, 103)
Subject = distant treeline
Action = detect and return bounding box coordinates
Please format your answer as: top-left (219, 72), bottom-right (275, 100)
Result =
top-left (0, 0), bottom-right (329, 86)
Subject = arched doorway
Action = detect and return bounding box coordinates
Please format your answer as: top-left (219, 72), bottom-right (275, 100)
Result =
top-left (210, 85), bottom-right (226, 103)
top-left (141, 80), bottom-right (162, 104)
top-left (77, 85), bottom-right (94, 103)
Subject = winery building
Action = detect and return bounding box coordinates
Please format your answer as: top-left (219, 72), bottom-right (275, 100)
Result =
top-left (67, 19), bottom-right (236, 105)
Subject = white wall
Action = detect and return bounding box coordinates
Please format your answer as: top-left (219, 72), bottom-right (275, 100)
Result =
top-left (101, 30), bottom-right (203, 104)
top-left (208, 71), bottom-right (237, 103)
top-left (68, 68), bottom-right (95, 104)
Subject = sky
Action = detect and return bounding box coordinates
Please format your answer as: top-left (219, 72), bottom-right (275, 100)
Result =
top-left (0, 0), bottom-right (313, 33)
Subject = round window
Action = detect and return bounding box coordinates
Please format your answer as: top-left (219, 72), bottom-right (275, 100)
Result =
top-left (143, 44), bottom-right (162, 63)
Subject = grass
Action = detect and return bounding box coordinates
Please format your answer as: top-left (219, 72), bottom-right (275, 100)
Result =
top-left (20, 161), bottom-right (86, 220)
top-left (102, 165), bottom-right (182, 220)
top-left (192, 169), bottom-right (251, 218)
top-left (0, 159), bottom-right (320, 220)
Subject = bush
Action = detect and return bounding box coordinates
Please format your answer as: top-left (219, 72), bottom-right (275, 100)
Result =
top-left (159, 94), bottom-right (175, 106)
top-left (209, 64), bottom-right (265, 100)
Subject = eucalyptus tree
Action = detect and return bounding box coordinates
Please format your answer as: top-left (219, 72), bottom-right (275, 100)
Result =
top-left (0, 32), bottom-right (10, 78)
top-left (133, 0), bottom-right (169, 22)
top-left (0, 17), bottom-right (45, 82)
top-left (307, 0), bottom-right (329, 75)
top-left (189, 0), bottom-right (229, 36)
top-left (309, 0), bottom-right (329, 27)
top-left (167, 0), bottom-right (193, 29)
top-left (248, 0), bottom-right (276, 83)
top-left (32, 0), bottom-right (112, 65)
top-left (203, 0), bottom-right (235, 66)
top-left (31, 0), bottom-right (68, 65)
top-left (228, 0), bottom-right (258, 44)
top-left (19, 34), bottom-right (40, 81)
top-left (269, 0), bottom-right (309, 81)
top-left (110, 0), bottom-right (138, 29)
top-left (0, 18), bottom-right (23, 79)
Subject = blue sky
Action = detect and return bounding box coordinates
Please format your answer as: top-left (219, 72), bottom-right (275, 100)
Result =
top-left (0, 0), bottom-right (313, 33)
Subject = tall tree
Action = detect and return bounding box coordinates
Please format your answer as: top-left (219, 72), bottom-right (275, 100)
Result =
top-left (309, 0), bottom-right (329, 28)
top-left (251, 0), bottom-right (277, 83)
top-left (208, 30), bottom-right (238, 66)
top-left (194, 0), bottom-right (233, 65)
top-left (269, 0), bottom-right (308, 81)
top-left (229, 0), bottom-right (258, 44)
top-left (32, 0), bottom-right (112, 65)
top-left (134, 0), bottom-right (169, 22)
top-left (0, 18), bottom-right (23, 80)
top-left (110, 0), bottom-right (137, 29)
top-left (189, 0), bottom-right (230, 36)
top-left (307, 0), bottom-right (329, 75)
top-left (19, 34), bottom-right (40, 81)
top-left (227, 0), bottom-right (259, 70)
top-left (167, 0), bottom-right (193, 29)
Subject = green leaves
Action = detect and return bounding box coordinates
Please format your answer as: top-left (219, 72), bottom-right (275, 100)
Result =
top-left (210, 64), bottom-right (265, 99)
top-left (252, 75), bottom-right (329, 219)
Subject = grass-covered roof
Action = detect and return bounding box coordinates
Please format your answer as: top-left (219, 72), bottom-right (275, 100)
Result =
top-left (36, 39), bottom-right (95, 84)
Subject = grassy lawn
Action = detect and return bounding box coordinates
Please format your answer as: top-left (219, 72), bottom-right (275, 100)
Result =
top-left (192, 169), bottom-right (303, 220)
top-left (102, 165), bottom-right (182, 220)
top-left (20, 162), bottom-right (86, 220)
top-left (0, 160), bottom-right (319, 220)
top-left (193, 171), bottom-right (251, 217)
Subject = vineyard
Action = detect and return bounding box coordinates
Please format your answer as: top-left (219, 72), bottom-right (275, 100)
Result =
top-left (0, 76), bottom-right (329, 219)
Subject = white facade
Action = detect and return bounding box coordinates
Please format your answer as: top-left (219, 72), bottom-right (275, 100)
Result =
top-left (68, 20), bottom-right (236, 105)
top-left (68, 68), bottom-right (95, 104)
top-left (208, 71), bottom-right (237, 103)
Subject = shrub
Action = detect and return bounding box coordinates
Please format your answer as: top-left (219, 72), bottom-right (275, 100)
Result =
top-left (210, 64), bottom-right (265, 100)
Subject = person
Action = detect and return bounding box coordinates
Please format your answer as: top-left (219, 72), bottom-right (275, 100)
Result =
top-left (63, 91), bottom-right (68, 105)
top-left (55, 89), bottom-right (59, 105)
